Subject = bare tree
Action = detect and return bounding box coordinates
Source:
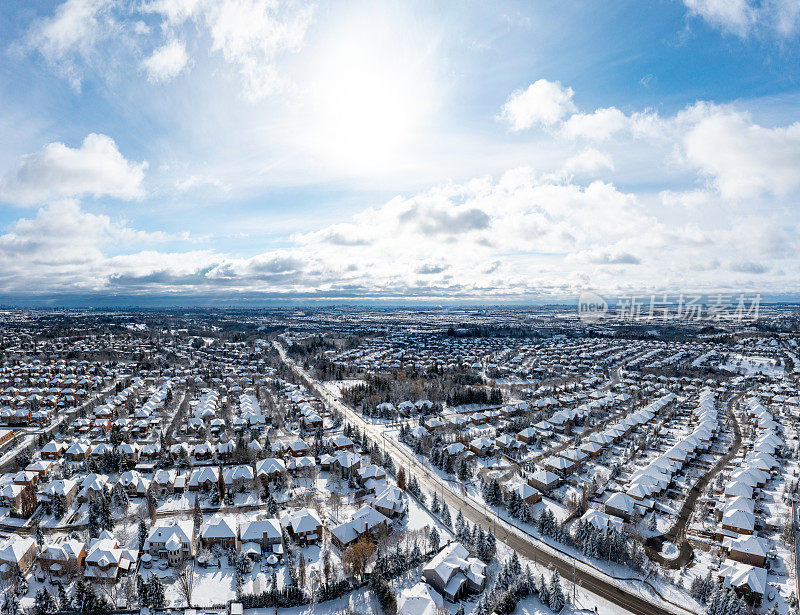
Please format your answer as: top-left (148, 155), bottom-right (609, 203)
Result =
top-left (122, 576), bottom-right (137, 608)
top-left (100, 580), bottom-right (121, 608)
top-left (342, 537), bottom-right (374, 582)
top-left (176, 563), bottom-right (195, 607)
top-left (328, 492), bottom-right (342, 518)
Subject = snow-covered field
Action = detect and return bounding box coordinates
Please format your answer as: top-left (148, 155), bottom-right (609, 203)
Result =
top-left (719, 354), bottom-right (785, 377)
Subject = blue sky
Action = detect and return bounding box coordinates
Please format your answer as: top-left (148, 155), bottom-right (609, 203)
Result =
top-left (0, 0), bottom-right (799, 304)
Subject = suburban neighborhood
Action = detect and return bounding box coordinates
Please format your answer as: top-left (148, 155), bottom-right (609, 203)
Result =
top-left (0, 307), bottom-right (792, 615)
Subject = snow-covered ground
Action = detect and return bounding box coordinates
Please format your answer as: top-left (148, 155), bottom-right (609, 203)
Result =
top-left (321, 380), bottom-right (366, 397)
top-left (719, 354), bottom-right (785, 377)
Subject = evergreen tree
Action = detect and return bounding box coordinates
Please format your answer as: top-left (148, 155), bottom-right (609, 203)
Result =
top-left (56, 584), bottom-right (67, 610)
top-left (34, 588), bottom-right (55, 615)
top-left (4, 590), bottom-right (19, 615)
top-left (87, 501), bottom-right (99, 538)
top-left (147, 487), bottom-right (158, 524)
top-left (147, 574), bottom-right (166, 609)
top-left (72, 580), bottom-right (87, 611)
top-left (382, 452), bottom-right (394, 474)
top-left (99, 490), bottom-right (113, 531)
top-left (481, 528), bottom-right (497, 562)
top-left (548, 571), bottom-right (565, 612)
top-left (689, 575), bottom-right (707, 603)
top-left (460, 459), bottom-right (472, 482)
top-left (137, 575), bottom-right (148, 608)
top-left (52, 493), bottom-right (67, 519)
top-left (428, 527), bottom-right (440, 552)
top-left (441, 503), bottom-right (452, 528)
top-left (487, 479), bottom-right (502, 507)
top-left (12, 564), bottom-right (26, 597)
top-left (455, 509), bottom-right (465, 535)
top-left (537, 574), bottom-right (549, 607)
top-left (524, 565), bottom-right (536, 596)
top-left (34, 521), bottom-right (44, 548)
top-left (138, 518), bottom-right (149, 550)
top-left (298, 553), bottom-right (306, 590)
top-left (370, 570), bottom-right (396, 615)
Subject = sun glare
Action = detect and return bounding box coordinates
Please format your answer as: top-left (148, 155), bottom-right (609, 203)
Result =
top-left (304, 13), bottom-right (438, 174)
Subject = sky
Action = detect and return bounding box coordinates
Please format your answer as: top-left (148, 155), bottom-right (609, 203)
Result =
top-left (0, 0), bottom-right (799, 306)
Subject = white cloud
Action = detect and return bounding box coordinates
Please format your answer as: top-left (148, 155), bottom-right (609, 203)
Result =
top-left (142, 39), bottom-right (190, 83)
top-left (140, 0), bottom-right (204, 25)
top-left (498, 81), bottom-right (667, 144)
top-left (499, 79), bottom-right (577, 131)
top-left (207, 0), bottom-right (313, 97)
top-left (684, 0), bottom-right (755, 36)
top-left (571, 248), bottom-right (641, 265)
top-left (0, 134), bottom-right (147, 206)
top-left (0, 163), bottom-right (796, 298)
top-left (683, 106), bottom-right (800, 199)
top-left (683, 0), bottom-right (800, 37)
top-left (497, 80), bottom-right (800, 204)
top-left (772, 0), bottom-right (800, 35)
top-left (26, 0), bottom-right (113, 89)
top-left (25, 0), bottom-right (314, 98)
top-left (562, 107), bottom-right (628, 141)
top-left (658, 189), bottom-right (713, 209)
top-left (143, 0), bottom-right (314, 100)
top-left (562, 149), bottom-right (615, 176)
top-left (175, 174), bottom-right (228, 192)
top-left (0, 201), bottom-right (181, 292)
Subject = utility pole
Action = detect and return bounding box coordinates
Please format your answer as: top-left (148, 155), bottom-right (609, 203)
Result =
top-left (572, 556), bottom-right (576, 604)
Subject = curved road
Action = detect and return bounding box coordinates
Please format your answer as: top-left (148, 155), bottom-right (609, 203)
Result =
top-left (646, 392), bottom-right (742, 568)
top-left (273, 340), bottom-right (697, 615)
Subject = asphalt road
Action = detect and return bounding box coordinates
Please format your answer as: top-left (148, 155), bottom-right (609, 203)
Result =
top-left (646, 392), bottom-right (743, 568)
top-left (273, 340), bottom-right (696, 615)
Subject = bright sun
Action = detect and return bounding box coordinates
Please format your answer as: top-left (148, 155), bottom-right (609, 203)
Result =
top-left (303, 9), bottom-right (439, 175)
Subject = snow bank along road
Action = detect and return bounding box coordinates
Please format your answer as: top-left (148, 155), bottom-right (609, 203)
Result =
top-left (273, 341), bottom-right (698, 615)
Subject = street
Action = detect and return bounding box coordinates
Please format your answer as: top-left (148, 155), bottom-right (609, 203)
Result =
top-left (273, 340), bottom-right (697, 615)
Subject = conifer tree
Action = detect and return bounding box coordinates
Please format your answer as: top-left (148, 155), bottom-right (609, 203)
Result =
top-left (549, 570), bottom-right (565, 612)
top-left (138, 518), bottom-right (149, 551)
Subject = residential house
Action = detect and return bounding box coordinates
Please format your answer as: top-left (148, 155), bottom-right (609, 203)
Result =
top-left (256, 458), bottom-right (287, 484)
top-left (528, 469), bottom-right (560, 492)
top-left (280, 508), bottom-right (323, 545)
top-left (39, 539), bottom-right (86, 576)
top-left (84, 536), bottom-right (137, 583)
top-left (200, 516), bottom-right (239, 550)
top-left (372, 486), bottom-right (407, 518)
top-left (0, 536), bottom-right (36, 576)
top-left (145, 520), bottom-right (194, 566)
top-left (239, 519), bottom-right (282, 555)
top-left (422, 543), bottom-right (486, 602)
top-left (330, 505), bottom-right (391, 550)
top-left (723, 535), bottom-right (768, 568)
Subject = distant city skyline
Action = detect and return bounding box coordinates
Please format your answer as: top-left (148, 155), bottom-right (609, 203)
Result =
top-left (1, 0), bottom-right (800, 304)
